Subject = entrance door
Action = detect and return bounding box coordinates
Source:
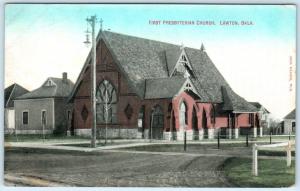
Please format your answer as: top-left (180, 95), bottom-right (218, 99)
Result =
top-left (202, 110), bottom-right (208, 138)
top-left (192, 107), bottom-right (199, 140)
top-left (151, 105), bottom-right (164, 139)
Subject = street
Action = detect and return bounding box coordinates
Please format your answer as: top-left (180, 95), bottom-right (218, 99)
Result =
top-left (5, 147), bottom-right (233, 187)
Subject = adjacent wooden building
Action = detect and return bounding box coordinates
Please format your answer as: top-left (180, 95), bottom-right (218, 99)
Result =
top-left (14, 73), bottom-right (74, 134)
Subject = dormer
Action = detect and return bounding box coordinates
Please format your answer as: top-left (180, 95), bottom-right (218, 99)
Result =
top-left (170, 47), bottom-right (193, 77)
top-left (44, 78), bottom-right (56, 87)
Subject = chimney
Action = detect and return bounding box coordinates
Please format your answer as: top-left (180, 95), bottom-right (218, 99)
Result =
top-left (62, 72), bottom-right (68, 83)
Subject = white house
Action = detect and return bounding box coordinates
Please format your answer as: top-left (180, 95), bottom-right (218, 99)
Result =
top-left (4, 83), bottom-right (29, 134)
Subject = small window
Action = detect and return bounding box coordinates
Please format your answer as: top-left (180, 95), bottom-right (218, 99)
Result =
top-left (23, 111), bottom-right (28, 125)
top-left (41, 110), bottom-right (47, 125)
top-left (67, 110), bottom-right (71, 120)
top-left (249, 113), bottom-right (253, 125)
top-left (124, 104), bottom-right (133, 120)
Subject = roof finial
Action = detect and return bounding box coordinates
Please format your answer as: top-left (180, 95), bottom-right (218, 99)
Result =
top-left (180, 43), bottom-right (185, 50)
top-left (184, 70), bottom-right (190, 79)
top-left (99, 18), bottom-right (103, 31)
top-left (200, 43), bottom-right (205, 52)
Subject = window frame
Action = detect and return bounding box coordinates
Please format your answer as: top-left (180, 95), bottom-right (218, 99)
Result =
top-left (96, 80), bottom-right (118, 124)
top-left (22, 110), bottom-right (29, 125)
top-left (41, 110), bottom-right (47, 126)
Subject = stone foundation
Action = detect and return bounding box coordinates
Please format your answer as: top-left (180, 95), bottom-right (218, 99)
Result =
top-left (259, 127), bottom-right (263, 137)
top-left (199, 129), bottom-right (204, 140)
top-left (234, 128), bottom-right (239, 139)
top-left (253, 127), bottom-right (257, 138)
top-left (74, 128), bottom-right (138, 139)
top-left (176, 130), bottom-right (194, 141)
top-left (13, 129), bottom-right (53, 134)
top-left (208, 128), bottom-right (214, 139)
top-left (136, 132), bottom-right (143, 139)
top-left (163, 132), bottom-right (172, 140)
top-left (228, 128), bottom-right (232, 139)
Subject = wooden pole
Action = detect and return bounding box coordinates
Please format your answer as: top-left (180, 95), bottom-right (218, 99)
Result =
top-left (252, 143), bottom-right (258, 176)
top-left (217, 131), bottom-right (220, 149)
top-left (246, 133), bottom-right (249, 147)
top-left (287, 141), bottom-right (292, 167)
top-left (184, 130), bottom-right (187, 151)
top-left (269, 132), bottom-right (272, 144)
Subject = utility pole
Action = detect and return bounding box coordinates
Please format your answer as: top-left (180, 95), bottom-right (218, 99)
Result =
top-left (84, 15), bottom-right (97, 148)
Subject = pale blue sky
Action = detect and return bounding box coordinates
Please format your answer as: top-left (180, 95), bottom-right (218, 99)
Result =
top-left (6, 4), bottom-right (296, 43)
top-left (5, 4), bottom-right (296, 119)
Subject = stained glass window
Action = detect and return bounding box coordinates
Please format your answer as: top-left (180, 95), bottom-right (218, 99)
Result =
top-left (96, 80), bottom-right (117, 124)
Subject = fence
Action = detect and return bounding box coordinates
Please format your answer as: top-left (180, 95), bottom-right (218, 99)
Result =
top-left (252, 141), bottom-right (294, 176)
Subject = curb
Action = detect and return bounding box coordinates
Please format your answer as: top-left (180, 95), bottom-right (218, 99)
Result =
top-left (5, 174), bottom-right (73, 187)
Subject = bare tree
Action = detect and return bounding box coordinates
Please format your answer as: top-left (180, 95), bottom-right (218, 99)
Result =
top-left (103, 83), bottom-right (112, 145)
top-left (269, 117), bottom-right (281, 135)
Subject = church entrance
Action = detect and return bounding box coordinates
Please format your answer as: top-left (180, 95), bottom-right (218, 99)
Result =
top-left (150, 105), bottom-right (164, 139)
top-left (192, 107), bottom-right (199, 140)
top-left (202, 110), bottom-right (208, 138)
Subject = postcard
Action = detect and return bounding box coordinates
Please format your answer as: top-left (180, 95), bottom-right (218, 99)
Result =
top-left (4, 3), bottom-right (296, 188)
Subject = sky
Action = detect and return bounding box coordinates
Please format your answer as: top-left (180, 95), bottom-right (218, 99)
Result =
top-left (4, 4), bottom-right (296, 119)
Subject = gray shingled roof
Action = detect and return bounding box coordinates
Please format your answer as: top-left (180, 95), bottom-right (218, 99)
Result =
top-left (5, 83), bottom-right (29, 108)
top-left (284, 109), bottom-right (296, 119)
top-left (16, 77), bottom-right (74, 100)
top-left (250, 102), bottom-right (270, 113)
top-left (144, 76), bottom-right (186, 99)
top-left (70, 31), bottom-right (257, 112)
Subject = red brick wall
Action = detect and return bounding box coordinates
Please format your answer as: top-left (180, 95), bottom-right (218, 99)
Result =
top-left (172, 91), bottom-right (257, 131)
top-left (73, 40), bottom-right (172, 131)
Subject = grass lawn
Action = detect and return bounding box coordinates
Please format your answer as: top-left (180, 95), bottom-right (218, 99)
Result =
top-left (223, 157), bottom-right (295, 187)
top-left (120, 143), bottom-right (251, 152)
top-left (4, 134), bottom-right (89, 142)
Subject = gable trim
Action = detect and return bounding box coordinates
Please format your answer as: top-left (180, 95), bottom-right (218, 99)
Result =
top-left (6, 84), bottom-right (16, 108)
top-left (170, 48), bottom-right (193, 77)
top-left (68, 31), bottom-right (141, 102)
top-left (176, 78), bottom-right (200, 98)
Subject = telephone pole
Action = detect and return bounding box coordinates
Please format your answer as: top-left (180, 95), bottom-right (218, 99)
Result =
top-left (84, 15), bottom-right (97, 148)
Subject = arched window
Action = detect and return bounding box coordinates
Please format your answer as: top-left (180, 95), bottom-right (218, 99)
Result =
top-left (179, 101), bottom-right (188, 129)
top-left (96, 80), bottom-right (117, 124)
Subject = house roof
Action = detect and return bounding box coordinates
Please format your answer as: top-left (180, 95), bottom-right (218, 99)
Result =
top-left (284, 109), bottom-right (296, 119)
top-left (16, 77), bottom-right (74, 100)
top-left (69, 30), bottom-right (257, 112)
top-left (249, 102), bottom-right (270, 113)
top-left (4, 83), bottom-right (29, 108)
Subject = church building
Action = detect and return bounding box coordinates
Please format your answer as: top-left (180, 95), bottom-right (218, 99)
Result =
top-left (68, 31), bottom-right (260, 140)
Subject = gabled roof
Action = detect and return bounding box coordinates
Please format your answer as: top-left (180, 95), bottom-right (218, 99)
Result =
top-left (284, 109), bottom-right (296, 120)
top-left (144, 76), bottom-right (186, 99)
top-left (4, 83), bottom-right (29, 108)
top-left (69, 31), bottom-right (257, 112)
top-left (250, 102), bottom-right (270, 113)
top-left (16, 77), bottom-right (74, 100)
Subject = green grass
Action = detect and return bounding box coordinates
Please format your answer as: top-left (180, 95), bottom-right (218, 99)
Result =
top-left (259, 150), bottom-right (295, 157)
top-left (223, 157), bottom-right (295, 187)
top-left (120, 143), bottom-right (251, 152)
top-left (4, 134), bottom-right (89, 142)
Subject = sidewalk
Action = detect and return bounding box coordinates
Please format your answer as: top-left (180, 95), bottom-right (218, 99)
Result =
top-left (5, 173), bottom-right (73, 187)
top-left (5, 139), bottom-right (294, 160)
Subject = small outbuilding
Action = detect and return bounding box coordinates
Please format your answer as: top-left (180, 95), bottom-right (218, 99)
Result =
top-left (4, 83), bottom-right (29, 134)
top-left (14, 73), bottom-right (74, 135)
top-left (282, 109), bottom-right (296, 135)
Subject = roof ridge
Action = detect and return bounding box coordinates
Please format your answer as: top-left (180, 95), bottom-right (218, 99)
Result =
top-left (5, 83), bottom-right (16, 107)
top-left (103, 30), bottom-right (203, 52)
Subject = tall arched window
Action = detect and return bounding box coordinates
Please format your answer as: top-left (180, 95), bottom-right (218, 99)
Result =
top-left (179, 101), bottom-right (188, 130)
top-left (96, 80), bottom-right (117, 124)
